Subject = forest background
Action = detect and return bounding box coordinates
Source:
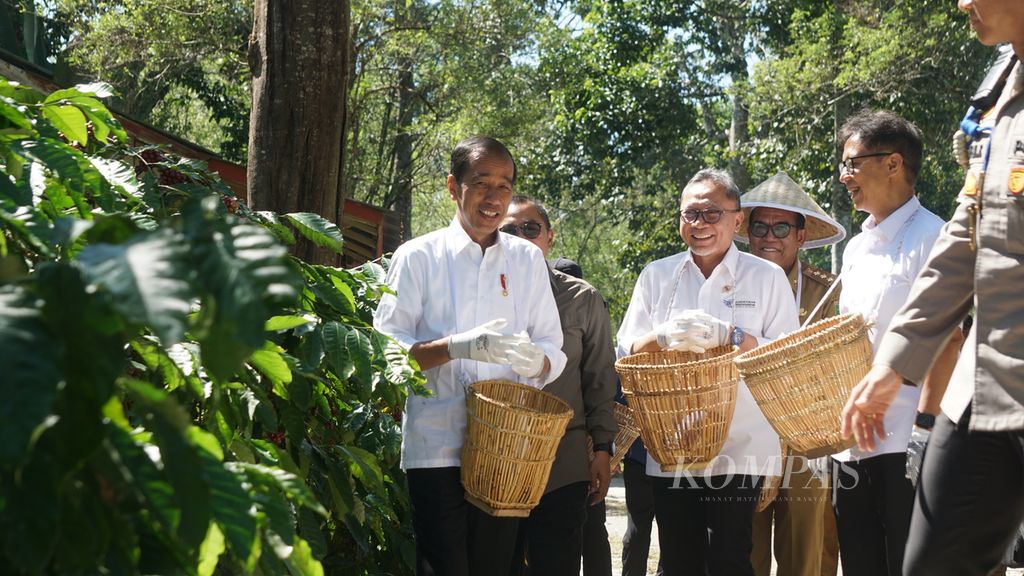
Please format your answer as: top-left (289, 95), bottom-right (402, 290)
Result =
top-left (6, 0), bottom-right (990, 324)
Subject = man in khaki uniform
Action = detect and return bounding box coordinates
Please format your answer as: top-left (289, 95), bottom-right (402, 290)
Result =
top-left (737, 172), bottom-right (845, 576)
top-left (842, 3), bottom-right (1024, 575)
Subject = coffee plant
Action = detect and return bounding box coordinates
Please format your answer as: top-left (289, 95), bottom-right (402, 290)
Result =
top-left (0, 77), bottom-right (425, 575)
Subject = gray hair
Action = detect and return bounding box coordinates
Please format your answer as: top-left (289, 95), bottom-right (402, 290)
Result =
top-left (681, 168), bottom-right (741, 207)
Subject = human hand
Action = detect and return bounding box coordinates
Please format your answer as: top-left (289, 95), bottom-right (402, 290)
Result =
top-left (589, 450), bottom-right (611, 505)
top-left (507, 332), bottom-right (547, 378)
top-left (447, 318), bottom-right (522, 365)
top-left (654, 309), bottom-right (730, 353)
top-left (905, 425), bottom-right (930, 487)
top-left (840, 364), bottom-right (905, 452)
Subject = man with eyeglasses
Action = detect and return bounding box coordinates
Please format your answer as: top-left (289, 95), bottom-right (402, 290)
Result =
top-left (827, 110), bottom-right (953, 576)
top-left (736, 172), bottom-right (846, 576)
top-left (498, 196), bottom-right (618, 576)
top-left (374, 137), bottom-right (567, 576)
top-left (617, 168), bottom-right (798, 576)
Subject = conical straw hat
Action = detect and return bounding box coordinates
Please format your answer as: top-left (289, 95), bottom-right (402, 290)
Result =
top-left (737, 172), bottom-right (846, 249)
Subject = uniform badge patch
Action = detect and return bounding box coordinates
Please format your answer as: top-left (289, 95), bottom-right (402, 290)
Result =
top-left (1009, 168), bottom-right (1024, 195)
top-left (962, 171), bottom-right (978, 196)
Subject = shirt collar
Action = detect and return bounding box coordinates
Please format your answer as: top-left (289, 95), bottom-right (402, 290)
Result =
top-left (862, 195), bottom-right (921, 243)
top-left (788, 260), bottom-right (800, 296)
top-left (445, 217), bottom-right (504, 257)
top-left (681, 242), bottom-right (740, 281)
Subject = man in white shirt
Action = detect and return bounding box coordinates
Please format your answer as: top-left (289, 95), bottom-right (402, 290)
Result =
top-left (373, 136), bottom-right (567, 576)
top-left (617, 169), bottom-right (798, 576)
top-left (828, 110), bottom-right (947, 576)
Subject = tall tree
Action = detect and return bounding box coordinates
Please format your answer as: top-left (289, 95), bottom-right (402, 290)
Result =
top-left (247, 0), bottom-right (350, 265)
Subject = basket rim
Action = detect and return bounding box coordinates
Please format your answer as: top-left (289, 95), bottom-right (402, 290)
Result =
top-left (468, 379), bottom-right (573, 419)
top-left (734, 313), bottom-right (866, 368)
top-left (615, 346), bottom-right (739, 371)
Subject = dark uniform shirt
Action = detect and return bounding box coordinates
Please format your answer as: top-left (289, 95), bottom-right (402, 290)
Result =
top-left (790, 260), bottom-right (841, 326)
top-left (543, 267), bottom-right (618, 492)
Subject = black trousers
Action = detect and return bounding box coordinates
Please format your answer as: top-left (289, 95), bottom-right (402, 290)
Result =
top-left (651, 473), bottom-right (762, 576)
top-left (581, 494), bottom-right (612, 576)
top-left (407, 467), bottom-right (519, 576)
top-left (622, 458), bottom-right (663, 576)
top-left (510, 481), bottom-right (590, 576)
top-left (904, 410), bottom-right (1024, 576)
top-left (831, 453), bottom-right (914, 576)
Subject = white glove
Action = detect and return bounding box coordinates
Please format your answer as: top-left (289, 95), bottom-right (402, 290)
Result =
top-left (506, 331), bottom-right (546, 378)
top-left (448, 319), bottom-right (522, 364)
top-left (654, 310), bottom-right (731, 353)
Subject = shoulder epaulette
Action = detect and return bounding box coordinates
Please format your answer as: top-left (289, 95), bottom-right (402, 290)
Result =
top-left (802, 263), bottom-right (837, 286)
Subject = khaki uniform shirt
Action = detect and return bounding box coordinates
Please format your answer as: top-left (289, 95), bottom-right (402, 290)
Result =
top-left (875, 61), bottom-right (1024, 432)
top-left (543, 267), bottom-right (618, 493)
top-left (791, 260), bottom-right (840, 326)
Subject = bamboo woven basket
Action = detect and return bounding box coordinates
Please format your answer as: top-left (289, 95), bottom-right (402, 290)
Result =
top-left (734, 313), bottom-right (872, 458)
top-left (461, 379), bottom-right (573, 517)
top-left (586, 403), bottom-right (641, 470)
top-left (615, 346), bottom-right (739, 472)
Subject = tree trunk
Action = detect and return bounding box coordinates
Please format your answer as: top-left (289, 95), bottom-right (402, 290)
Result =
top-left (720, 15), bottom-right (751, 192)
top-left (829, 2), bottom-right (851, 274)
top-left (390, 62), bottom-right (415, 241)
top-left (248, 0), bottom-right (350, 266)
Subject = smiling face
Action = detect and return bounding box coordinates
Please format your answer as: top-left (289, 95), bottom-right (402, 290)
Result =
top-left (447, 150), bottom-right (516, 248)
top-left (679, 181), bottom-right (743, 274)
top-left (839, 135), bottom-right (897, 219)
top-left (747, 207), bottom-right (806, 275)
top-left (958, 0), bottom-right (1024, 48)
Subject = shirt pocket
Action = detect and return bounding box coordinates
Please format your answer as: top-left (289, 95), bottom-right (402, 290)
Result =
top-left (1004, 156), bottom-right (1024, 255)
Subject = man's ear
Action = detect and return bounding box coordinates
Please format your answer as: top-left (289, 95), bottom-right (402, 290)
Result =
top-left (886, 153), bottom-right (904, 176)
top-left (447, 174), bottom-right (459, 201)
top-left (795, 227), bottom-right (808, 248)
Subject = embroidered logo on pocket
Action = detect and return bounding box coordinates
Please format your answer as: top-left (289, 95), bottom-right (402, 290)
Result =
top-left (1009, 167), bottom-right (1024, 195)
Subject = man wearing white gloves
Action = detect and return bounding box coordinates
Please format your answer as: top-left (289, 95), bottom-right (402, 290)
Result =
top-left (617, 168), bottom-right (798, 576)
top-left (374, 136), bottom-right (566, 576)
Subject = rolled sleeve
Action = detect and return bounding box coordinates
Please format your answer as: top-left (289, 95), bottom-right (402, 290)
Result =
top-left (373, 246), bottom-right (423, 350)
top-left (525, 250), bottom-right (566, 386)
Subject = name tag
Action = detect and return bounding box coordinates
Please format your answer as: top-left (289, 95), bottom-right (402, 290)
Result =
top-left (734, 299), bottom-right (757, 309)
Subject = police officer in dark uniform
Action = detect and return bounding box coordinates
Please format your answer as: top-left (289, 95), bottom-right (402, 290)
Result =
top-left (841, 2), bottom-right (1024, 575)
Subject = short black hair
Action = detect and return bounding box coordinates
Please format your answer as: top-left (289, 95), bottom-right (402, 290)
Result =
top-left (509, 195), bottom-right (551, 229)
top-left (682, 168), bottom-right (742, 208)
top-left (750, 207), bottom-right (806, 229)
top-left (838, 109), bottom-right (923, 184)
top-left (449, 136), bottom-right (517, 184)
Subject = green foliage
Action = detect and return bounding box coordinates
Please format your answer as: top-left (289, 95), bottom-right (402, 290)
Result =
top-left (0, 77), bottom-right (425, 575)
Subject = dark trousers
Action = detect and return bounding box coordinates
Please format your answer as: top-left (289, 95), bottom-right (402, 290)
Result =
top-left (510, 481), bottom-right (590, 576)
top-left (622, 458), bottom-right (663, 576)
top-left (904, 410), bottom-right (1024, 576)
top-left (831, 453), bottom-right (914, 576)
top-left (651, 473), bottom-right (762, 576)
top-left (407, 467), bottom-right (519, 576)
top-left (582, 495), bottom-right (612, 576)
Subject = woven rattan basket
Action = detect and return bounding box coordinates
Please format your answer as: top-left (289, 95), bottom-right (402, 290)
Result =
top-left (615, 346), bottom-right (739, 472)
top-left (587, 403), bottom-right (642, 470)
top-left (461, 379), bottom-right (573, 517)
top-left (734, 313), bottom-right (872, 458)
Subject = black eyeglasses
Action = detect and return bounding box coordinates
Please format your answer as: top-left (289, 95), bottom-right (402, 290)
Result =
top-left (749, 221), bottom-right (798, 239)
top-left (500, 221), bottom-right (543, 239)
top-left (839, 151), bottom-right (893, 175)
top-left (680, 208), bottom-right (741, 225)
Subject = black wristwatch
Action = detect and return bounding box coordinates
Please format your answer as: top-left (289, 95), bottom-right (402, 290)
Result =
top-left (914, 412), bottom-right (936, 431)
top-left (592, 442), bottom-right (613, 454)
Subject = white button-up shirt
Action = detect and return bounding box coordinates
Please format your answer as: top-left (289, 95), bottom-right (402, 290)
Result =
top-left (835, 195), bottom-right (943, 461)
top-left (374, 219), bottom-right (567, 470)
top-left (617, 244), bottom-right (799, 478)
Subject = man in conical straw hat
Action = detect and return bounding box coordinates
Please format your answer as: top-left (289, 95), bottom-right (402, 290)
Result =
top-left (737, 171), bottom-right (846, 327)
top-left (736, 171), bottom-right (845, 576)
